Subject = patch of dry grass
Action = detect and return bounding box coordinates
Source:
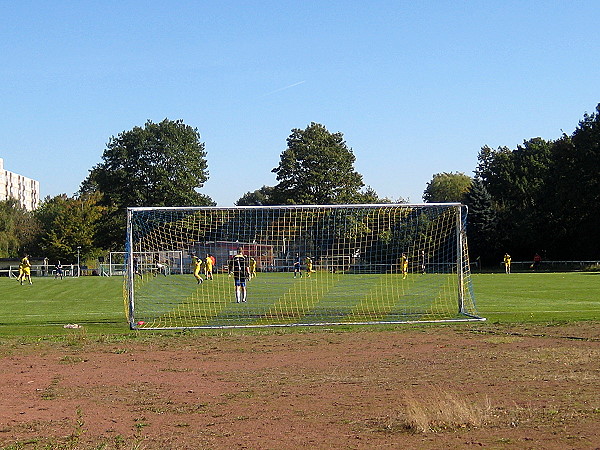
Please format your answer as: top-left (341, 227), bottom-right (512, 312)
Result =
top-left (402, 386), bottom-right (491, 433)
top-left (363, 386), bottom-right (493, 435)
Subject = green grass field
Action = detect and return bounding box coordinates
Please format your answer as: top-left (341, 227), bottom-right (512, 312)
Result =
top-left (475, 272), bottom-right (599, 322)
top-left (131, 271), bottom-right (478, 329)
top-left (0, 272), bottom-right (598, 337)
top-left (0, 276), bottom-right (127, 336)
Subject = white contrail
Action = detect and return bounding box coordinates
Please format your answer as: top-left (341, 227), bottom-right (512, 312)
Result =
top-left (264, 80), bottom-right (306, 96)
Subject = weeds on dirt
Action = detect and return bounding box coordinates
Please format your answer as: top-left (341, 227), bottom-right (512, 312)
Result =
top-left (402, 386), bottom-right (491, 432)
top-left (2, 432), bottom-right (146, 450)
top-left (65, 328), bottom-right (88, 346)
top-left (63, 407), bottom-right (86, 448)
top-left (40, 376), bottom-right (62, 400)
top-left (59, 355), bottom-right (86, 364)
top-left (1, 408), bottom-right (87, 450)
top-left (364, 387), bottom-right (492, 435)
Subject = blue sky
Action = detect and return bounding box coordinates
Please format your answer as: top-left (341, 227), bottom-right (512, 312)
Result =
top-left (1, 1), bottom-right (599, 205)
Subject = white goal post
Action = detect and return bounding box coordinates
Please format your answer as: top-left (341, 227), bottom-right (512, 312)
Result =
top-left (125, 204), bottom-right (484, 329)
top-left (105, 251), bottom-right (184, 276)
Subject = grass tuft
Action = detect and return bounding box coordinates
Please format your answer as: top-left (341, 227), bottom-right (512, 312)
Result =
top-left (402, 386), bottom-right (491, 433)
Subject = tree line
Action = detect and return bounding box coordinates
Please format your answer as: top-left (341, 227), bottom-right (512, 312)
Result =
top-left (425, 104), bottom-right (600, 264)
top-left (1, 104), bottom-right (598, 266)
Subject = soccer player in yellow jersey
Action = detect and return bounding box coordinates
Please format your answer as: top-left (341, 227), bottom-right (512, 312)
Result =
top-left (204, 254), bottom-right (213, 280)
top-left (191, 255), bottom-right (204, 284)
top-left (305, 256), bottom-right (315, 277)
top-left (18, 255), bottom-right (32, 285)
top-left (401, 253), bottom-right (408, 279)
top-left (249, 257), bottom-right (257, 279)
top-left (503, 253), bottom-right (512, 274)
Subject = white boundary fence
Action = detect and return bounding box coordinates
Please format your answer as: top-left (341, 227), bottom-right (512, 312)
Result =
top-left (101, 251), bottom-right (185, 276)
top-left (2, 259), bottom-right (596, 278)
top-left (0, 264), bottom-right (80, 278)
top-left (504, 260), bottom-right (600, 271)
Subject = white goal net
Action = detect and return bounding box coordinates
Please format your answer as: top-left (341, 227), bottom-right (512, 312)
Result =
top-left (125, 204), bottom-right (484, 329)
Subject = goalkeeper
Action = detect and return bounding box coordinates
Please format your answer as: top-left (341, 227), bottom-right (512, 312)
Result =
top-left (228, 247), bottom-right (250, 303)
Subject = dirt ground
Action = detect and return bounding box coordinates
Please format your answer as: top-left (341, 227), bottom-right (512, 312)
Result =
top-left (0, 323), bottom-right (598, 449)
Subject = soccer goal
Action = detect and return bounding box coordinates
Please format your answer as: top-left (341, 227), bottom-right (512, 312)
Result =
top-left (125, 204), bottom-right (484, 329)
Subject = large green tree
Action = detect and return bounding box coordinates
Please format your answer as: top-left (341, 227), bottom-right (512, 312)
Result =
top-left (0, 199), bottom-right (39, 258)
top-left (236, 184), bottom-right (391, 206)
top-left (271, 123), bottom-right (368, 204)
top-left (81, 119), bottom-right (214, 249)
top-left (475, 138), bottom-right (554, 260)
top-left (236, 186), bottom-right (276, 206)
top-left (463, 179), bottom-right (498, 263)
top-left (35, 193), bottom-right (105, 263)
top-left (547, 106), bottom-right (600, 258)
top-left (422, 172), bottom-right (472, 203)
top-left (476, 138), bottom-right (553, 211)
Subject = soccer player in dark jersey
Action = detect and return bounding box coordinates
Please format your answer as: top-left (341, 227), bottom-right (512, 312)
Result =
top-left (293, 253), bottom-right (302, 278)
top-left (228, 247), bottom-right (250, 303)
top-left (55, 260), bottom-right (64, 279)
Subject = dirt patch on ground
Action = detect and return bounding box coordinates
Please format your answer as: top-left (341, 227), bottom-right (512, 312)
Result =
top-left (0, 322), bottom-right (598, 449)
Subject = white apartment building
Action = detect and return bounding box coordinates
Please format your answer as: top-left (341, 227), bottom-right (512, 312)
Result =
top-left (0, 158), bottom-right (40, 210)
